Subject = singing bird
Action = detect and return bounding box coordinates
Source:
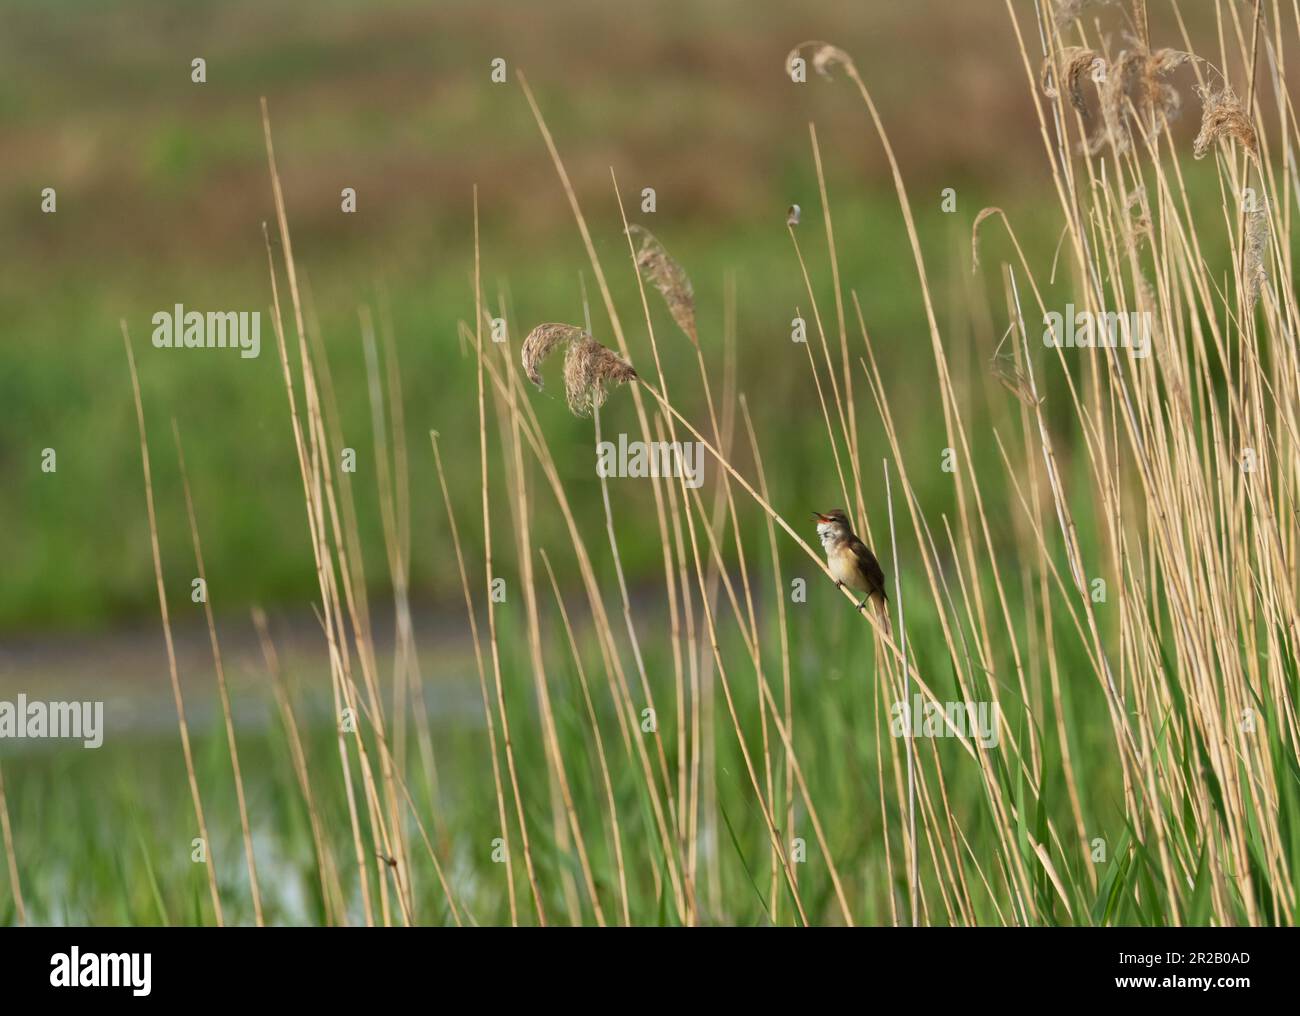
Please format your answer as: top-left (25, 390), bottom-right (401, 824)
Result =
top-left (813, 509), bottom-right (888, 619)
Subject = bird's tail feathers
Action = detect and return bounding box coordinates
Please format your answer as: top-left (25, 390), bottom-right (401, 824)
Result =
top-left (871, 590), bottom-right (892, 638)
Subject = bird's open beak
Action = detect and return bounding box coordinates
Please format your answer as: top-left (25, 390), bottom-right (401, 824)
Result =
top-left (812, 511), bottom-right (827, 522)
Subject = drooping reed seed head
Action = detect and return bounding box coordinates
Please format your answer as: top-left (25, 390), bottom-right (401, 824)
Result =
top-left (521, 322), bottom-right (636, 417)
top-left (521, 323), bottom-right (585, 388)
top-left (1193, 85), bottom-right (1258, 160)
top-left (1052, 0), bottom-right (1117, 28)
top-left (1042, 43), bottom-right (1194, 155)
top-left (786, 41), bottom-right (855, 81)
top-left (1040, 47), bottom-right (1104, 119)
top-left (627, 225), bottom-right (698, 346)
top-left (564, 335), bottom-right (637, 416)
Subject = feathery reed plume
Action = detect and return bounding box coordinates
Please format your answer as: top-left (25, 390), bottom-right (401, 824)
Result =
top-left (627, 225), bottom-right (697, 346)
top-left (521, 322), bottom-right (585, 388)
top-left (786, 204), bottom-right (801, 226)
top-left (1047, 41), bottom-right (1195, 155)
top-left (1193, 84), bottom-right (1258, 160)
top-left (1052, 0), bottom-right (1116, 27)
top-left (1040, 47), bottom-right (1104, 118)
top-left (565, 334), bottom-right (637, 415)
top-left (1245, 206), bottom-right (1270, 307)
top-left (521, 322), bottom-right (636, 416)
top-left (786, 40), bottom-right (855, 80)
top-left (1096, 49), bottom-right (1142, 153)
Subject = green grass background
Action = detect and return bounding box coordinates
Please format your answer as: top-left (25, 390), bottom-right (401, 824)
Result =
top-left (0, 0), bottom-right (1107, 632)
top-left (1, 0), bottom-right (1285, 926)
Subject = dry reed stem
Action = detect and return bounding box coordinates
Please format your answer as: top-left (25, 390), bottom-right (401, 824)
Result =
top-left (669, 440), bottom-right (811, 925)
top-left (1009, 0), bottom-right (1294, 922)
top-left (714, 279), bottom-right (780, 913)
top-left (569, 252), bottom-right (688, 897)
top-left (856, 291), bottom-right (1052, 897)
top-left (615, 177), bottom-right (767, 920)
top-left (883, 462), bottom-right (919, 925)
top-left (485, 313), bottom-right (753, 919)
top-left (476, 325), bottom-right (691, 918)
top-left (147, 4), bottom-right (1300, 927)
top-left (635, 371), bottom-right (984, 758)
top-left (968, 201), bottom-right (1141, 783)
top-left (787, 235), bottom-right (853, 512)
top-left (617, 179), bottom-right (752, 915)
top-left (539, 550), bottom-right (632, 925)
top-left (592, 198), bottom-right (699, 912)
top-left (122, 323), bottom-right (224, 926)
top-left (262, 104), bottom-right (418, 927)
top-left (252, 607), bottom-right (346, 925)
top-left (360, 309), bottom-right (402, 718)
top-left (804, 38), bottom-right (1002, 689)
top-left (519, 72), bottom-right (693, 890)
top-left (496, 324), bottom-right (607, 925)
top-left (473, 188), bottom-right (547, 926)
top-left (857, 338), bottom-right (1036, 917)
top-left (262, 232), bottom-right (379, 930)
top-left (800, 29), bottom-right (1118, 925)
top-left (312, 302), bottom-right (419, 922)
top-left (430, 431), bottom-right (516, 924)
top-left (738, 396), bottom-right (797, 921)
top-left (668, 447), bottom-right (856, 924)
top-left (809, 122), bottom-right (867, 534)
top-left (173, 420), bottom-right (264, 926)
top-left (627, 225), bottom-right (698, 346)
top-left (517, 76), bottom-right (691, 828)
top-left (361, 304), bottom-right (422, 888)
top-left (0, 762), bottom-right (25, 925)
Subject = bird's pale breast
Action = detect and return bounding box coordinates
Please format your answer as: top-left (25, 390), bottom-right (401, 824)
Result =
top-left (827, 544), bottom-right (869, 591)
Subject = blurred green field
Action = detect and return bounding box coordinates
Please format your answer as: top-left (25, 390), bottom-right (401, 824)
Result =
top-left (3, 0), bottom-right (1294, 930)
top-left (1, 0), bottom-right (1084, 633)
top-left (1, 595), bottom-right (1132, 926)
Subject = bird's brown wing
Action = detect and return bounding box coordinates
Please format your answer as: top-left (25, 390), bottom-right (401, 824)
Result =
top-left (849, 537), bottom-right (887, 600)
